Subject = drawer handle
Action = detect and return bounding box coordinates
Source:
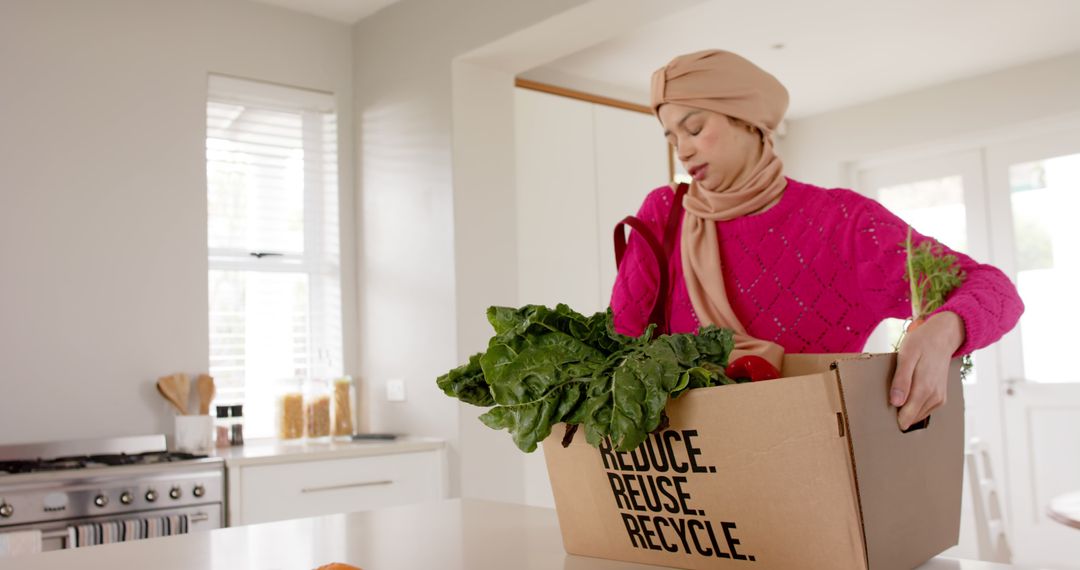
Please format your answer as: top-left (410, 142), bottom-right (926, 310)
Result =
top-left (300, 480), bottom-right (393, 494)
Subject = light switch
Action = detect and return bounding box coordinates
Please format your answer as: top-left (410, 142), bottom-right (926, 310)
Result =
top-left (386, 378), bottom-right (406, 402)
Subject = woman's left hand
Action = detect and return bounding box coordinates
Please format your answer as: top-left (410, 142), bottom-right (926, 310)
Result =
top-left (890, 311), bottom-right (966, 430)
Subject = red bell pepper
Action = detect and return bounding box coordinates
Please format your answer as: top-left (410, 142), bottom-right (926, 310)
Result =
top-left (724, 355), bottom-right (781, 383)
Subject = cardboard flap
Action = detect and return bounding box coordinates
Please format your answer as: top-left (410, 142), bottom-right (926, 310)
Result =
top-left (834, 354), bottom-right (964, 570)
top-left (781, 353), bottom-right (862, 378)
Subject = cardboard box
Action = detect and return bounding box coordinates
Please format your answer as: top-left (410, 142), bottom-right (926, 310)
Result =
top-left (543, 353), bottom-right (964, 570)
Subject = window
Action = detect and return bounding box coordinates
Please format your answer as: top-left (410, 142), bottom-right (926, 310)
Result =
top-left (206, 75), bottom-right (342, 438)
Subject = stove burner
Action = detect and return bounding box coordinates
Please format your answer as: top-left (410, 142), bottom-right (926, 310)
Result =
top-left (87, 451), bottom-right (207, 466)
top-left (0, 458), bottom-right (87, 474)
top-left (0, 451), bottom-right (208, 474)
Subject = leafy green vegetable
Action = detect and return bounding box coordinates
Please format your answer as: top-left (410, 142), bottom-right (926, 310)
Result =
top-left (436, 304), bottom-right (736, 453)
top-left (435, 353), bottom-right (493, 407)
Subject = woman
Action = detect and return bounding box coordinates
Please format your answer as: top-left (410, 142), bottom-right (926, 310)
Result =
top-left (611, 50), bottom-right (1024, 431)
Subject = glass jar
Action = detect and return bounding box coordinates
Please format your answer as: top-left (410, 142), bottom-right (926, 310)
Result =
top-left (277, 378), bottom-right (305, 440)
top-left (229, 404), bottom-right (245, 446)
top-left (332, 376), bottom-right (355, 437)
top-left (214, 405), bottom-right (231, 448)
top-left (305, 379), bottom-right (331, 439)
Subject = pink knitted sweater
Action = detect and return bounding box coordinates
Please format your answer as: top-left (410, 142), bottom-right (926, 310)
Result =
top-left (610, 178), bottom-right (1024, 356)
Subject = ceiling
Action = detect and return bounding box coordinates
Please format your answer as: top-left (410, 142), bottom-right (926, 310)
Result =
top-left (246, 0), bottom-right (401, 24)
top-left (247, 0), bottom-right (1080, 119)
top-left (526, 0), bottom-right (1080, 118)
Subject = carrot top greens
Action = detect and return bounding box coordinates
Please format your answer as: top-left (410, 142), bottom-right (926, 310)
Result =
top-left (899, 227), bottom-right (972, 379)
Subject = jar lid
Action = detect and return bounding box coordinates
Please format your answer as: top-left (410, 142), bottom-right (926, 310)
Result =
top-left (215, 405), bottom-right (230, 418)
top-left (230, 404), bottom-right (243, 417)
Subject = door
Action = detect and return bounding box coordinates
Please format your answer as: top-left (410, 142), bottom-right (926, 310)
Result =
top-left (984, 130), bottom-right (1080, 568)
top-left (857, 132), bottom-right (1080, 568)
top-left (856, 150), bottom-right (1005, 560)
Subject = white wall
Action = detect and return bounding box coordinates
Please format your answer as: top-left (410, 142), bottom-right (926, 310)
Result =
top-left (0, 0), bottom-right (355, 445)
top-left (351, 0), bottom-right (594, 503)
top-left (782, 50), bottom-right (1080, 188)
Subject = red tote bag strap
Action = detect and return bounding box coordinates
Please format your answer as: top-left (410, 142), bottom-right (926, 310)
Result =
top-left (664, 183), bottom-right (688, 258)
top-left (613, 183), bottom-right (688, 333)
top-left (614, 216), bottom-right (668, 330)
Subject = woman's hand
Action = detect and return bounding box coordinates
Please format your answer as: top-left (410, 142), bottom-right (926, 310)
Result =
top-left (890, 311), bottom-right (966, 430)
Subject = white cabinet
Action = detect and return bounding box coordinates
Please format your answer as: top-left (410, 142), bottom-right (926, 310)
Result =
top-left (221, 439), bottom-right (446, 526)
top-left (514, 88), bottom-right (599, 312)
top-left (593, 104), bottom-right (675, 307)
top-left (513, 88), bottom-right (669, 315)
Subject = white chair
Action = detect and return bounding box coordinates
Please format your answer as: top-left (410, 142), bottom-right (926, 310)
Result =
top-left (966, 437), bottom-right (1012, 563)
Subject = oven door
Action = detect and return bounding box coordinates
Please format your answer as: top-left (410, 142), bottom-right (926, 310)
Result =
top-left (0, 503), bottom-right (222, 554)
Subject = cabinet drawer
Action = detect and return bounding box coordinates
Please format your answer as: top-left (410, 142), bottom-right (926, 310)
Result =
top-left (238, 451), bottom-right (443, 525)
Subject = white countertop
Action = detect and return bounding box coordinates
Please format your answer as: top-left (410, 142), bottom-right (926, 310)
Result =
top-left (210, 436), bottom-right (445, 467)
top-left (0, 499), bottom-right (1043, 570)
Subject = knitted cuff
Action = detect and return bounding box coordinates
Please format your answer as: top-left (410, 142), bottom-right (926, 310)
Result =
top-left (930, 302), bottom-right (977, 357)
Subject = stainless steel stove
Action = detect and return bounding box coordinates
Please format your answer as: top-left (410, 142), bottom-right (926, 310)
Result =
top-left (0, 435), bottom-right (224, 554)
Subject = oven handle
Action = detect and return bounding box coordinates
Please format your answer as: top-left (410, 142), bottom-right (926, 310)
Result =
top-left (37, 511), bottom-right (211, 540)
top-left (41, 529), bottom-right (68, 540)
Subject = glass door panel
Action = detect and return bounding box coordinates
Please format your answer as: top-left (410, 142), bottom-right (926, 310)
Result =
top-left (877, 175), bottom-right (968, 253)
top-left (1006, 153), bottom-right (1080, 383)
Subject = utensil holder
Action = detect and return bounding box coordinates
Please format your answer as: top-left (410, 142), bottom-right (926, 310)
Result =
top-left (174, 415), bottom-right (214, 454)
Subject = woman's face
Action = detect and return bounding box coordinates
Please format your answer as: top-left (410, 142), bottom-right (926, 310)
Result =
top-left (658, 103), bottom-right (761, 192)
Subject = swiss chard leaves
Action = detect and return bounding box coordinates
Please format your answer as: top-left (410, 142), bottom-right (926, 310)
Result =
top-left (437, 304), bottom-right (736, 453)
top-left (435, 353), bottom-right (493, 407)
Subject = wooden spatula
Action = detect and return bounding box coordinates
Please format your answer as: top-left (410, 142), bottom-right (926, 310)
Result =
top-left (156, 374), bottom-right (187, 415)
top-left (196, 374), bottom-right (215, 415)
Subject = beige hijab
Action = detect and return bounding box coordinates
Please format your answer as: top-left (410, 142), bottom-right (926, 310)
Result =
top-left (650, 50), bottom-right (789, 369)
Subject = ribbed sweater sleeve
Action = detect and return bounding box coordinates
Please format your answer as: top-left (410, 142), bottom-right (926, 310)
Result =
top-left (844, 189), bottom-right (1024, 355)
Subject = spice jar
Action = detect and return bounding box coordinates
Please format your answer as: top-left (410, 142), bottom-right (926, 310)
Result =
top-left (229, 404), bottom-right (245, 446)
top-left (214, 405), bottom-right (231, 448)
top-left (332, 376), bottom-right (355, 437)
top-left (305, 379), bottom-right (331, 439)
top-left (277, 378), bottom-right (305, 440)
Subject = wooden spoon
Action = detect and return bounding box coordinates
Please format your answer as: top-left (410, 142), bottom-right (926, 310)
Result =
top-left (174, 373), bottom-right (191, 415)
top-left (156, 374), bottom-right (186, 415)
top-left (196, 374), bottom-right (216, 415)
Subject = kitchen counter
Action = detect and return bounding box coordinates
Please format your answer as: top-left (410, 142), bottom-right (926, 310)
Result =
top-left (0, 499), bottom-right (1041, 570)
top-left (210, 436), bottom-right (445, 467)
